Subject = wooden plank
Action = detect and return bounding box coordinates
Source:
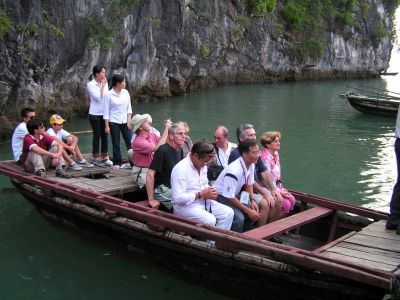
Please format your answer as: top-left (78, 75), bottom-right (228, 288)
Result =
top-left (345, 234), bottom-right (400, 253)
top-left (336, 241), bottom-right (400, 260)
top-left (325, 244), bottom-right (400, 267)
top-left (323, 251), bottom-right (396, 272)
top-left (244, 207), bottom-right (334, 239)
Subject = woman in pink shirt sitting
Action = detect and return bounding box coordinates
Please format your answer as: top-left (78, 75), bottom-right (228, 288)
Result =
top-left (260, 131), bottom-right (296, 216)
top-left (131, 114), bottom-right (171, 188)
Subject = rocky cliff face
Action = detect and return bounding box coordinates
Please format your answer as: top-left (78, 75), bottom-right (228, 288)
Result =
top-left (0, 0), bottom-right (396, 137)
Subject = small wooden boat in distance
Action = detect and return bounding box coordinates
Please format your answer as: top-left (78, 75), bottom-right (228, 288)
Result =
top-left (343, 91), bottom-right (400, 117)
top-left (380, 72), bottom-right (399, 76)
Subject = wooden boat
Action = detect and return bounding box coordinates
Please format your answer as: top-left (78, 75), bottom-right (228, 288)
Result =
top-left (343, 91), bottom-right (400, 117)
top-left (380, 72), bottom-right (399, 76)
top-left (0, 160), bottom-right (399, 300)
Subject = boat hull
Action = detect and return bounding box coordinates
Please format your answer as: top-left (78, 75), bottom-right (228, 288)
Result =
top-left (346, 95), bottom-right (399, 117)
top-left (13, 180), bottom-right (389, 300)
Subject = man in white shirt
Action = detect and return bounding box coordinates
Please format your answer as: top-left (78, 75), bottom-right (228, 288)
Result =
top-left (213, 126), bottom-right (237, 167)
top-left (171, 140), bottom-right (234, 230)
top-left (47, 114), bottom-right (94, 170)
top-left (11, 107), bottom-right (36, 163)
top-left (213, 139), bottom-right (261, 233)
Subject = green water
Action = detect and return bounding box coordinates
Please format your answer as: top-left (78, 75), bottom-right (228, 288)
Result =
top-left (0, 78), bottom-right (397, 299)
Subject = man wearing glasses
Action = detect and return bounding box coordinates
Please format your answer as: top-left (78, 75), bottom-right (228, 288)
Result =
top-left (11, 107), bottom-right (36, 163)
top-left (20, 119), bottom-right (71, 178)
top-left (146, 123), bottom-right (186, 211)
top-left (171, 140), bottom-right (234, 230)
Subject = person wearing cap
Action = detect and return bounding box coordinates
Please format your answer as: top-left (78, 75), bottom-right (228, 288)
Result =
top-left (103, 74), bottom-right (132, 168)
top-left (47, 114), bottom-right (94, 170)
top-left (131, 114), bottom-right (171, 188)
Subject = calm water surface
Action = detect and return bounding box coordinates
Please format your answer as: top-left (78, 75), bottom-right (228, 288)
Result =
top-left (0, 78), bottom-right (397, 299)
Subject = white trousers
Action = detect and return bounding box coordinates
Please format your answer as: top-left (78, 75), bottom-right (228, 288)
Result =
top-left (174, 199), bottom-right (234, 230)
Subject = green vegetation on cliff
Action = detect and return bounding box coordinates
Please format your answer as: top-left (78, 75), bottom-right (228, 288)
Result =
top-left (0, 8), bottom-right (12, 38)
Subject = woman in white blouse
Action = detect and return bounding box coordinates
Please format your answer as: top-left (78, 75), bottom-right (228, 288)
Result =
top-left (104, 74), bottom-right (133, 168)
top-left (86, 65), bottom-right (112, 166)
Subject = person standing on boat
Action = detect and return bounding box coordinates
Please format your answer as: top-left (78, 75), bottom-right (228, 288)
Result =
top-left (11, 107), bottom-right (36, 164)
top-left (103, 74), bottom-right (133, 169)
top-left (213, 126), bottom-right (237, 168)
top-left (260, 131), bottom-right (295, 216)
top-left (131, 113), bottom-right (171, 188)
top-left (387, 108), bottom-right (400, 234)
top-left (213, 139), bottom-right (260, 232)
top-left (47, 114), bottom-right (94, 170)
top-left (171, 140), bottom-right (234, 230)
top-left (86, 65), bottom-right (113, 166)
top-left (146, 123), bottom-right (186, 210)
top-left (21, 118), bottom-right (71, 178)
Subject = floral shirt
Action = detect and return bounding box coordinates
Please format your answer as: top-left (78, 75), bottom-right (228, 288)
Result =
top-left (260, 149), bottom-right (281, 185)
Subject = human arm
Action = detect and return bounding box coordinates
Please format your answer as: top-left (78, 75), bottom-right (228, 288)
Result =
top-left (126, 92), bottom-right (132, 130)
top-left (103, 94), bottom-right (110, 134)
top-left (145, 169), bottom-right (160, 209)
top-left (87, 80), bottom-right (108, 102)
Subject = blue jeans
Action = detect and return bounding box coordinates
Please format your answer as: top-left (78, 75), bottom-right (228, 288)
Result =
top-left (217, 195), bottom-right (253, 233)
top-left (109, 122), bottom-right (132, 165)
top-left (89, 114), bottom-right (108, 157)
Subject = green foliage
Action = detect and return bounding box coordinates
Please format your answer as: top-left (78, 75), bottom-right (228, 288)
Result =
top-left (199, 44), bottom-right (210, 58)
top-left (42, 10), bottom-right (64, 38)
top-left (281, 1), bottom-right (306, 31)
top-left (247, 0), bottom-right (276, 15)
top-left (238, 15), bottom-right (252, 27)
top-left (0, 8), bottom-right (12, 38)
top-left (86, 0), bottom-right (140, 49)
top-left (297, 38), bottom-right (325, 59)
top-left (359, 0), bottom-right (370, 18)
top-left (232, 26), bottom-right (244, 40)
top-left (372, 24), bottom-right (388, 40)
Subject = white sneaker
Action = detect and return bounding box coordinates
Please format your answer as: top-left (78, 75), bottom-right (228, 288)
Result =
top-left (120, 163), bottom-right (131, 169)
top-left (69, 163), bottom-right (83, 171)
top-left (104, 159), bottom-right (113, 167)
top-left (79, 160), bottom-right (94, 168)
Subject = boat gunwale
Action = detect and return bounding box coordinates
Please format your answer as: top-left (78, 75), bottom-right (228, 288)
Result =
top-left (0, 160), bottom-right (396, 290)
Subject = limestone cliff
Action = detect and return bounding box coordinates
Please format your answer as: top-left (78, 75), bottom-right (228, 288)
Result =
top-left (0, 0), bottom-right (396, 137)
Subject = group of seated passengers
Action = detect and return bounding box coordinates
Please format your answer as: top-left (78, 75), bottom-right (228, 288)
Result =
top-left (130, 118), bottom-right (295, 233)
top-left (11, 105), bottom-right (294, 233)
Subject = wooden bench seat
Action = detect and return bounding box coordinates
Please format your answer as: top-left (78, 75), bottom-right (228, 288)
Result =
top-left (243, 206), bottom-right (334, 240)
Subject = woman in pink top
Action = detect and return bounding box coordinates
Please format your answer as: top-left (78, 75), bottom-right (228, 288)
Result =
top-left (131, 114), bottom-right (171, 188)
top-left (260, 131), bottom-right (295, 216)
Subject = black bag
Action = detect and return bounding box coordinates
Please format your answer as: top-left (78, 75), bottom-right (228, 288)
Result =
top-left (207, 144), bottom-right (224, 181)
top-left (207, 165), bottom-right (224, 181)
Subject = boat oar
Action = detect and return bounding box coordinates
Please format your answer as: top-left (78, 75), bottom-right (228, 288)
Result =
top-left (358, 83), bottom-right (400, 96)
top-left (346, 86), bottom-right (400, 100)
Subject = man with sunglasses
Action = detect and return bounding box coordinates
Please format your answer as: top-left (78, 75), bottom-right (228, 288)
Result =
top-left (11, 107), bottom-right (36, 163)
top-left (171, 140), bottom-right (234, 230)
top-left (20, 119), bottom-right (71, 178)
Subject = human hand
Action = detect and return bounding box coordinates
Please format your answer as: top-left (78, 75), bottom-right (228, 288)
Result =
top-left (246, 208), bottom-right (261, 221)
top-left (148, 199), bottom-right (160, 209)
top-left (105, 125), bottom-right (110, 134)
top-left (127, 122), bottom-right (132, 130)
top-left (272, 189), bottom-right (283, 205)
top-left (201, 187), bottom-right (218, 200)
top-left (164, 119), bottom-right (172, 129)
top-left (250, 199), bottom-right (259, 212)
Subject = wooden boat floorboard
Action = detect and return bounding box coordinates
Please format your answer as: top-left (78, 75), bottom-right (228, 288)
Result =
top-left (321, 220), bottom-right (400, 272)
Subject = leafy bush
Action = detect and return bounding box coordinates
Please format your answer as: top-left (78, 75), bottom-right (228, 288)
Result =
top-left (372, 24), bottom-right (388, 40)
top-left (297, 38), bottom-right (325, 60)
top-left (86, 17), bottom-right (114, 49)
top-left (0, 8), bottom-right (12, 38)
top-left (247, 0), bottom-right (276, 15)
top-left (281, 1), bottom-right (306, 32)
top-left (232, 27), bottom-right (244, 40)
top-left (238, 15), bottom-right (252, 27)
top-left (199, 44), bottom-right (210, 58)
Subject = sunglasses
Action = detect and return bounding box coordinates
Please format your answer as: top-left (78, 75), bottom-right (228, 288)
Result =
top-left (29, 116), bottom-right (36, 120)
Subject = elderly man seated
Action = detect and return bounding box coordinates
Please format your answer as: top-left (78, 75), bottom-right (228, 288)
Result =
top-left (171, 140), bottom-right (234, 230)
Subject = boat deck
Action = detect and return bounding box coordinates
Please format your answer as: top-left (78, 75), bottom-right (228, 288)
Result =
top-left (319, 220), bottom-right (400, 273)
top-left (2, 160), bottom-right (139, 196)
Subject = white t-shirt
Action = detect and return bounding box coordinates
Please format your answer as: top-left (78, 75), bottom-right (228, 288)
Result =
top-left (396, 106), bottom-right (400, 139)
top-left (103, 89), bottom-right (132, 124)
top-left (216, 142), bottom-right (237, 167)
top-left (11, 122), bottom-right (28, 161)
top-left (47, 127), bottom-right (70, 141)
top-left (87, 79), bottom-right (108, 116)
top-left (213, 157), bottom-right (255, 199)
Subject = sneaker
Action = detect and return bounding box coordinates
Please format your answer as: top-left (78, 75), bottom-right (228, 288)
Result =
top-left (78, 160), bottom-right (94, 168)
top-left (112, 165), bottom-right (121, 169)
top-left (35, 169), bottom-right (47, 178)
top-left (69, 163), bottom-right (83, 171)
top-left (120, 163), bottom-right (131, 169)
top-left (56, 169), bottom-right (72, 178)
top-left (92, 159), bottom-right (101, 166)
top-left (104, 159), bottom-right (113, 167)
